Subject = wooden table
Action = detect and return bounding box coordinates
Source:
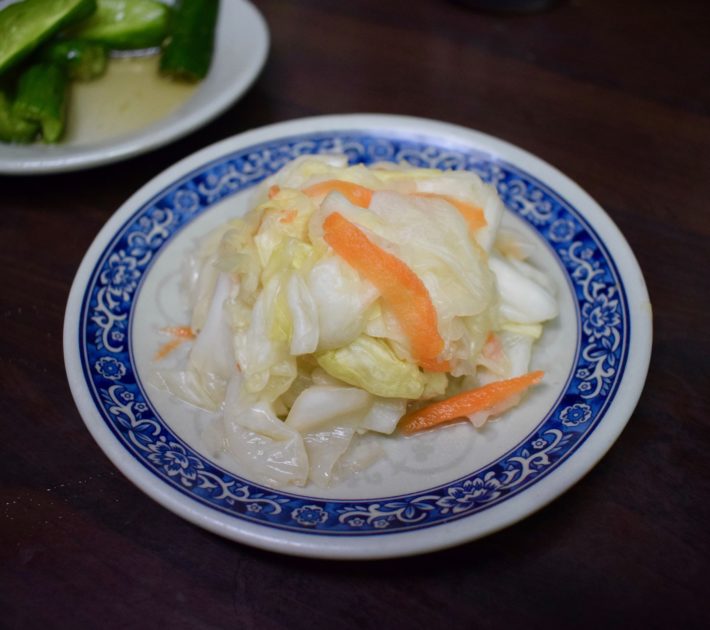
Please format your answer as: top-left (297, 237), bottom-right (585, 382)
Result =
top-left (2, 0), bottom-right (708, 626)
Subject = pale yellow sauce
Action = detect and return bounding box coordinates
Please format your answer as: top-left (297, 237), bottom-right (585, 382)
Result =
top-left (66, 55), bottom-right (197, 144)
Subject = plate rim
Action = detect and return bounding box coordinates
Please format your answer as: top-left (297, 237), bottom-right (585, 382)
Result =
top-left (64, 113), bottom-right (653, 559)
top-left (0, 0), bottom-right (269, 175)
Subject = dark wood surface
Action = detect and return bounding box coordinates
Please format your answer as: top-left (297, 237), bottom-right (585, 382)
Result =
top-left (2, 0), bottom-right (709, 627)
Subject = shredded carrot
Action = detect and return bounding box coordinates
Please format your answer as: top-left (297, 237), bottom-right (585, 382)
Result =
top-left (304, 180), bottom-right (373, 208)
top-left (154, 326), bottom-right (195, 360)
top-left (323, 211), bottom-right (445, 368)
top-left (155, 338), bottom-right (185, 360)
top-left (413, 192), bottom-right (487, 233)
top-left (398, 370), bottom-right (544, 434)
top-left (420, 357), bottom-right (452, 372)
top-left (279, 209), bottom-right (298, 224)
top-left (268, 185), bottom-right (280, 199)
top-left (161, 326), bottom-right (195, 339)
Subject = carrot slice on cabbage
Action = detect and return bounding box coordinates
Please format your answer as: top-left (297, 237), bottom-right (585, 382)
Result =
top-left (304, 180), bottom-right (373, 208)
top-left (419, 357), bottom-right (451, 372)
top-left (413, 192), bottom-right (487, 233)
top-left (398, 370), bottom-right (544, 434)
top-left (279, 209), bottom-right (298, 224)
top-left (162, 326), bottom-right (195, 338)
top-left (322, 211), bottom-right (445, 369)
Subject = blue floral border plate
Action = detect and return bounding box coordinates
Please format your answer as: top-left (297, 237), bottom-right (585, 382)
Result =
top-left (64, 115), bottom-right (652, 559)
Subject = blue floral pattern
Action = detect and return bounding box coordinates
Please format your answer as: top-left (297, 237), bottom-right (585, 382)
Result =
top-left (437, 473), bottom-right (503, 514)
top-left (560, 403), bottom-right (593, 427)
top-left (582, 292), bottom-right (621, 341)
top-left (549, 218), bottom-right (577, 243)
top-left (79, 131), bottom-right (629, 535)
top-left (291, 505), bottom-right (329, 527)
top-left (94, 356), bottom-right (126, 381)
top-left (100, 250), bottom-right (140, 303)
top-left (147, 438), bottom-right (204, 487)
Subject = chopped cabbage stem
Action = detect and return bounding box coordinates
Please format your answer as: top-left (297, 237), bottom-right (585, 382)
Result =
top-left (413, 192), bottom-right (487, 233)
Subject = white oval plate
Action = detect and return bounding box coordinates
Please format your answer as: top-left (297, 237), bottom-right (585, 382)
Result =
top-left (64, 114), bottom-right (652, 559)
top-left (0, 0), bottom-right (268, 174)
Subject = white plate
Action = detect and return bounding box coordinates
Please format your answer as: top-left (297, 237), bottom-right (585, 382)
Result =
top-left (0, 0), bottom-right (268, 174)
top-left (64, 114), bottom-right (652, 559)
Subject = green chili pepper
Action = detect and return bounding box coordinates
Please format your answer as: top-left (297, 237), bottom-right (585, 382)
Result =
top-left (69, 0), bottom-right (171, 50)
top-left (0, 0), bottom-right (97, 76)
top-left (40, 39), bottom-right (108, 81)
top-left (0, 90), bottom-right (40, 143)
top-left (13, 63), bottom-right (69, 143)
top-left (160, 0), bottom-right (219, 82)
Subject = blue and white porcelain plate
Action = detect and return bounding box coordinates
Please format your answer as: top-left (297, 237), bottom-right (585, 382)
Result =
top-left (64, 115), bottom-right (652, 559)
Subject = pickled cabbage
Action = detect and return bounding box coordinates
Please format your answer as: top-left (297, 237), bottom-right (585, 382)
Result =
top-left (155, 155), bottom-right (558, 488)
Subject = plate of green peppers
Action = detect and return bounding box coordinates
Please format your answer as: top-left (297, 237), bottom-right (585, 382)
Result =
top-left (0, 0), bottom-right (269, 174)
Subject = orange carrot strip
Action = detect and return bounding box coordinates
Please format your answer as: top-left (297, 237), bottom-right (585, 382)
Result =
top-left (155, 326), bottom-right (195, 360)
top-left (268, 185), bottom-right (280, 199)
top-left (323, 211), bottom-right (445, 368)
top-left (161, 326), bottom-right (195, 339)
top-left (399, 370), bottom-right (544, 434)
top-left (279, 209), bottom-right (298, 224)
top-left (420, 357), bottom-right (452, 373)
top-left (155, 338), bottom-right (185, 360)
top-left (304, 180), bottom-right (373, 208)
top-left (413, 192), bottom-right (487, 233)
